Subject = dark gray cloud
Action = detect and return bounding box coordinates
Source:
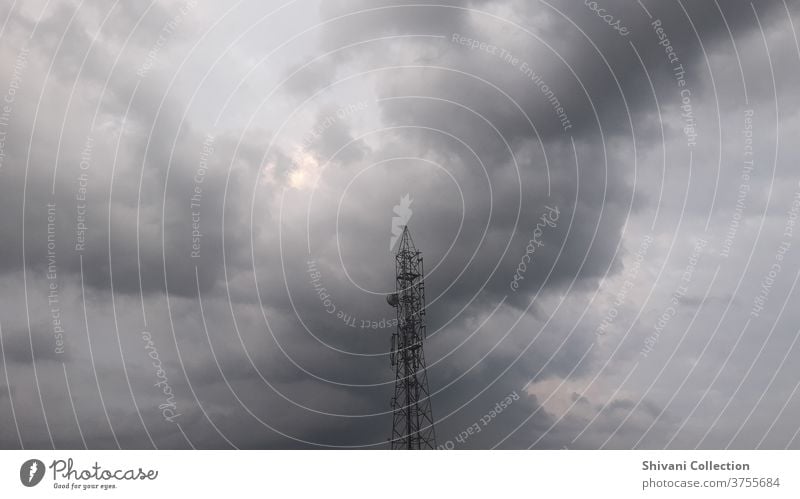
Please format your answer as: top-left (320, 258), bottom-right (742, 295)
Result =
top-left (1, 0), bottom-right (800, 452)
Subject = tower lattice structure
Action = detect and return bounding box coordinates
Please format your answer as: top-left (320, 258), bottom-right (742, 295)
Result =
top-left (387, 226), bottom-right (436, 449)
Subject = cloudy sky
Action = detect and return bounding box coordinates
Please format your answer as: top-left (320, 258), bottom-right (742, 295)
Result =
top-left (2, 0), bottom-right (800, 450)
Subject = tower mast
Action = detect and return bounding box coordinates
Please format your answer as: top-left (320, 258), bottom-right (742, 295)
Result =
top-left (387, 226), bottom-right (436, 449)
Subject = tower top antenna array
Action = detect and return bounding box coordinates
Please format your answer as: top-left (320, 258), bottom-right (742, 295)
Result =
top-left (387, 226), bottom-right (436, 449)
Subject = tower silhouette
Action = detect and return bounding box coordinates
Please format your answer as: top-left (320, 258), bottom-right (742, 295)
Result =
top-left (387, 226), bottom-right (436, 449)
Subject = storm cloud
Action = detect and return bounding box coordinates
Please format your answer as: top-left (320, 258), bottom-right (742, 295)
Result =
top-left (1, 0), bottom-right (800, 450)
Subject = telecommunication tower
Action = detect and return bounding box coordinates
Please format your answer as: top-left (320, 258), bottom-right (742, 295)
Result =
top-left (386, 226), bottom-right (436, 449)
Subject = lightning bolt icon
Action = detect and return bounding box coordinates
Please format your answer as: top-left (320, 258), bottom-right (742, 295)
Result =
top-left (28, 461), bottom-right (38, 484)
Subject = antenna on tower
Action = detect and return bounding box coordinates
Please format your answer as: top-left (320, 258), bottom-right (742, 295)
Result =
top-left (387, 225), bottom-right (436, 449)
